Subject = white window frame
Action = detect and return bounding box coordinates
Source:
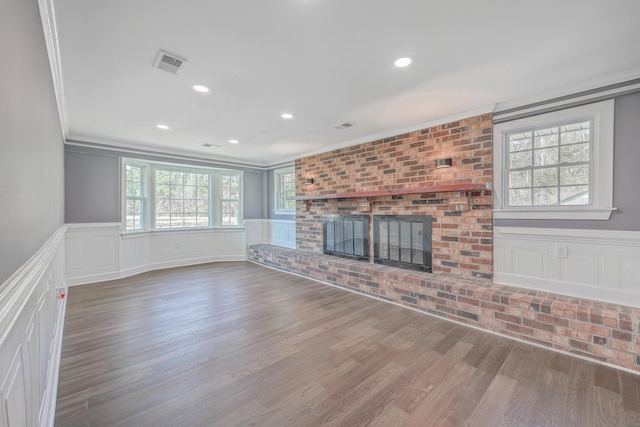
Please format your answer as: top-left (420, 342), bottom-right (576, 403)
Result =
top-left (122, 158), bottom-right (243, 233)
top-left (273, 166), bottom-right (296, 215)
top-left (493, 100), bottom-right (615, 220)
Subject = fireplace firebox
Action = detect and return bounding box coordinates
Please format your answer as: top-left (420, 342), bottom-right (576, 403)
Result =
top-left (323, 214), bottom-right (432, 272)
top-left (373, 215), bottom-right (432, 272)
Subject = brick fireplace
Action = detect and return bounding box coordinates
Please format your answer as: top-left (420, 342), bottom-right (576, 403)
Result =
top-left (249, 112), bottom-right (640, 372)
top-left (295, 113), bottom-right (493, 279)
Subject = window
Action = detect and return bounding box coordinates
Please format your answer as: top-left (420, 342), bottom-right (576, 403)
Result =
top-left (493, 100), bottom-right (614, 220)
top-left (123, 159), bottom-right (243, 232)
top-left (274, 167), bottom-right (296, 214)
top-left (124, 163), bottom-right (147, 231)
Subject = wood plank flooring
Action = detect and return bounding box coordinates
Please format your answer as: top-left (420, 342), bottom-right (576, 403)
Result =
top-left (55, 262), bottom-right (640, 427)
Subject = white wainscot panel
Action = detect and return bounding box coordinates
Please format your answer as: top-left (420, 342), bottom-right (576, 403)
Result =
top-left (564, 251), bottom-right (605, 287)
top-left (65, 223), bottom-right (121, 285)
top-left (511, 247), bottom-right (548, 278)
top-left (0, 226), bottom-right (66, 427)
top-left (269, 220), bottom-right (296, 249)
top-left (494, 227), bottom-right (640, 307)
top-left (67, 224), bottom-right (249, 285)
top-left (244, 219), bottom-right (268, 248)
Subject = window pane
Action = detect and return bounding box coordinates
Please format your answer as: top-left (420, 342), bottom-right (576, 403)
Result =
top-left (510, 151), bottom-right (532, 169)
top-left (560, 165), bottom-right (589, 185)
top-left (509, 189), bottom-right (532, 206)
top-left (156, 184), bottom-right (170, 198)
top-left (533, 187), bottom-right (558, 206)
top-left (171, 171), bottom-right (183, 184)
top-left (534, 147), bottom-right (558, 166)
top-left (534, 127), bottom-right (559, 148)
top-left (509, 170), bottom-right (531, 189)
top-left (197, 174), bottom-right (209, 186)
top-left (533, 168), bottom-right (558, 187)
top-left (561, 185), bottom-right (589, 205)
top-left (156, 170), bottom-right (170, 185)
top-left (170, 215), bottom-right (184, 228)
top-left (156, 198), bottom-right (170, 214)
top-left (561, 121), bottom-right (590, 144)
top-left (561, 143), bottom-right (589, 163)
top-left (509, 132), bottom-right (532, 152)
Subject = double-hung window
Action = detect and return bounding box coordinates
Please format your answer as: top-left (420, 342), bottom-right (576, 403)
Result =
top-left (123, 159), bottom-right (243, 232)
top-left (274, 167), bottom-right (296, 214)
top-left (493, 100), bottom-right (614, 220)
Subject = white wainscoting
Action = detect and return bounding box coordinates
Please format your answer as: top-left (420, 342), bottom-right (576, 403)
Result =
top-left (494, 227), bottom-right (640, 307)
top-left (244, 219), bottom-right (296, 250)
top-left (0, 226), bottom-right (67, 427)
top-left (65, 224), bottom-right (247, 286)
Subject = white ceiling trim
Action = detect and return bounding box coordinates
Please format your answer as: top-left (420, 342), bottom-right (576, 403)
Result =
top-left (494, 68), bottom-right (640, 115)
top-left (65, 137), bottom-right (270, 170)
top-left (38, 0), bottom-right (67, 139)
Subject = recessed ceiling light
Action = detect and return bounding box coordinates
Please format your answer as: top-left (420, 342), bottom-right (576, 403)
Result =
top-left (281, 113), bottom-right (294, 119)
top-left (155, 124), bottom-right (170, 130)
top-left (192, 84), bottom-right (210, 93)
top-left (228, 139), bottom-right (239, 144)
top-left (394, 57), bottom-right (412, 68)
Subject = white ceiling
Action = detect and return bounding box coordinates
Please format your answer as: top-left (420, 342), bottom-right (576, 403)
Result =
top-left (52, 0), bottom-right (640, 168)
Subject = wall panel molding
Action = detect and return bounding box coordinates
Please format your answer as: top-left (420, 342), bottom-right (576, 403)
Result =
top-left (65, 224), bottom-right (248, 286)
top-left (494, 226), bottom-right (640, 307)
top-left (0, 226), bottom-right (66, 427)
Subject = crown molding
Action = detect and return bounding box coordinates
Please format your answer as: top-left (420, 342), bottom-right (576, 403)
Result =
top-left (38, 0), bottom-right (67, 139)
top-left (494, 68), bottom-right (640, 116)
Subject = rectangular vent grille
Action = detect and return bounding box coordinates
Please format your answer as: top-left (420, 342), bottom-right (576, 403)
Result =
top-left (334, 122), bottom-right (355, 130)
top-left (153, 50), bottom-right (187, 75)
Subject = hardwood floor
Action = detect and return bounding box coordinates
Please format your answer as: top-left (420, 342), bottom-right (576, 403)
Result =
top-left (55, 262), bottom-right (640, 427)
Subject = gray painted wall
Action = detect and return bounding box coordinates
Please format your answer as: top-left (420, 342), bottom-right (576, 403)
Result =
top-left (0, 0), bottom-right (65, 284)
top-left (495, 91), bottom-right (640, 231)
top-left (65, 151), bottom-right (120, 223)
top-left (65, 145), bottom-right (267, 223)
top-left (267, 168), bottom-right (296, 221)
top-left (243, 171), bottom-right (266, 219)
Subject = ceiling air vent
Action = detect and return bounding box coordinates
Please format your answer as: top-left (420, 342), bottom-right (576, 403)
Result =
top-left (202, 143), bottom-right (221, 148)
top-left (334, 122), bottom-right (356, 130)
top-left (153, 50), bottom-right (187, 74)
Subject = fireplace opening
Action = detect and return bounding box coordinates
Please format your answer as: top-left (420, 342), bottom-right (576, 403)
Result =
top-left (323, 214), bottom-right (369, 261)
top-left (373, 215), bottom-right (432, 272)
top-left (322, 214), bottom-right (432, 272)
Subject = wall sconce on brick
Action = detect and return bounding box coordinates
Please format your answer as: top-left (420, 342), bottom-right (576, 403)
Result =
top-left (435, 158), bottom-right (453, 168)
top-left (304, 178), bottom-right (315, 185)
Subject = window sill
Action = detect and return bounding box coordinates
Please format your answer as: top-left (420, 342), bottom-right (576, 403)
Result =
top-left (121, 226), bottom-right (244, 239)
top-left (493, 207), bottom-right (615, 220)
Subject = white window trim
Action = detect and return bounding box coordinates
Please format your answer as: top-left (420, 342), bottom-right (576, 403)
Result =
top-left (122, 158), bottom-right (243, 233)
top-left (273, 166), bottom-right (296, 215)
top-left (493, 100), bottom-right (615, 220)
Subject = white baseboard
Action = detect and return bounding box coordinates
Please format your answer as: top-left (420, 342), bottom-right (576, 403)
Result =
top-left (494, 226), bottom-right (640, 307)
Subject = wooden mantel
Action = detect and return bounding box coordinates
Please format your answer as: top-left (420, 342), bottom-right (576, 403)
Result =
top-left (292, 182), bottom-right (491, 211)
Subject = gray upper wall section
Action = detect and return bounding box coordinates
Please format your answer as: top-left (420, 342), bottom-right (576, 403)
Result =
top-left (495, 91), bottom-right (640, 231)
top-left (65, 145), bottom-right (266, 223)
top-left (65, 151), bottom-right (121, 223)
top-left (0, 0), bottom-right (65, 284)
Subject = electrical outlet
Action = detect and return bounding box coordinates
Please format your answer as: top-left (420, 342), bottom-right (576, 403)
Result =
top-left (555, 244), bottom-right (568, 258)
top-left (175, 241), bottom-right (181, 249)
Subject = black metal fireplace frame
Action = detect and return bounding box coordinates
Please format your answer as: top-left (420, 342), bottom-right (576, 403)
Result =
top-left (322, 214), bottom-right (370, 261)
top-left (373, 215), bottom-right (432, 272)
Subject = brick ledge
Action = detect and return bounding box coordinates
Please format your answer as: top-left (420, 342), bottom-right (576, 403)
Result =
top-left (248, 244), bottom-right (640, 373)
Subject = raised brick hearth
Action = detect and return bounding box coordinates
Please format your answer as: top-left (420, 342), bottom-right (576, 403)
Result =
top-left (249, 244), bottom-right (640, 373)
